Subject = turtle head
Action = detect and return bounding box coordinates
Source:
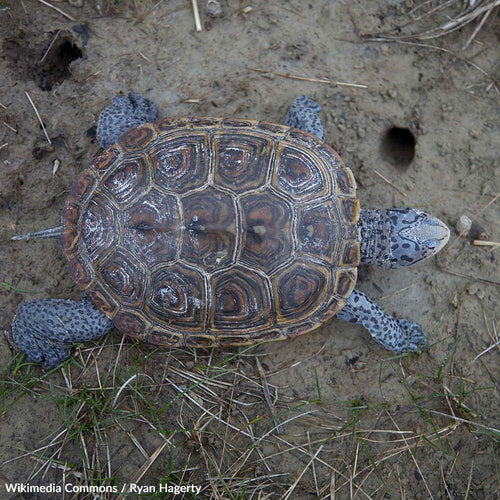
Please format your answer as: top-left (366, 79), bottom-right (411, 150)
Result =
top-left (387, 208), bottom-right (450, 268)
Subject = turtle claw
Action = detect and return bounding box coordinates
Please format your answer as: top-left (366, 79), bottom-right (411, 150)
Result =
top-left (394, 318), bottom-right (429, 353)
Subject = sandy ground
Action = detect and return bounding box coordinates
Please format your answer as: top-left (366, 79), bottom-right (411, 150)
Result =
top-left (0, 1), bottom-right (499, 498)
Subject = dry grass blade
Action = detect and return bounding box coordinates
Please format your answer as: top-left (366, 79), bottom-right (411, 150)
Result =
top-left (112, 373), bottom-right (154, 407)
top-left (425, 409), bottom-right (500, 435)
top-left (165, 376), bottom-right (254, 438)
top-left (282, 444), bottom-right (324, 500)
top-left (464, 458), bottom-right (474, 500)
top-left (25, 92), bottom-right (51, 144)
top-left (463, 6), bottom-right (493, 49)
top-left (40, 30), bottom-right (60, 64)
top-left (2, 121), bottom-right (17, 133)
top-left (36, 0), bottom-right (76, 21)
top-left (248, 67), bottom-right (367, 88)
top-left (364, 0), bottom-right (500, 42)
top-left (256, 357), bottom-right (283, 433)
top-left (386, 411), bottom-right (435, 499)
top-left (118, 441), bottom-right (168, 500)
top-left (472, 240), bottom-right (500, 248)
top-left (372, 169), bottom-right (408, 197)
top-left (192, 0), bottom-right (202, 32)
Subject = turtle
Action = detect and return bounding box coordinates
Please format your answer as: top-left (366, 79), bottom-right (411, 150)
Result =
top-left (11, 92), bottom-right (450, 367)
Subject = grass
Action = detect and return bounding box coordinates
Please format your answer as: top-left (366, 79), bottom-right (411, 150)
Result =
top-left (1, 323), bottom-right (499, 498)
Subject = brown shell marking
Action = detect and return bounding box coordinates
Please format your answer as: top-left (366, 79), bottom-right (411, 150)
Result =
top-left (63, 118), bottom-right (359, 347)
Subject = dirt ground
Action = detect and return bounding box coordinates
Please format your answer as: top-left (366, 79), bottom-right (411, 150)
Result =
top-left (0, 1), bottom-right (499, 499)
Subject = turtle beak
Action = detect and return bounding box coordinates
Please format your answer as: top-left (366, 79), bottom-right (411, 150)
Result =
top-left (424, 215), bottom-right (450, 255)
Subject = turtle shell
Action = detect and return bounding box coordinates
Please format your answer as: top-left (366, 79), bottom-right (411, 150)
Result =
top-left (62, 118), bottom-right (359, 348)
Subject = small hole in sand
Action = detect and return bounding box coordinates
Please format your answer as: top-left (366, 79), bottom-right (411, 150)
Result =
top-left (36, 39), bottom-right (83, 91)
top-left (380, 127), bottom-right (416, 168)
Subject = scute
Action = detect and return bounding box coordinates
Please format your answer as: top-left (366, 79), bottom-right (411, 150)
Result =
top-left (63, 118), bottom-right (359, 347)
top-left (239, 189), bottom-right (293, 274)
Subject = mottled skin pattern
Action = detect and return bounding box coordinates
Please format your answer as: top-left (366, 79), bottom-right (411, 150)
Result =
top-left (284, 95), bottom-right (325, 141)
top-left (12, 92), bottom-right (449, 366)
top-left (358, 208), bottom-right (450, 269)
top-left (12, 297), bottom-right (113, 366)
top-left (97, 91), bottom-right (158, 149)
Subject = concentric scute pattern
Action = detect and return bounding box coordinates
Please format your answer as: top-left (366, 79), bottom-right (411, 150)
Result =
top-left (147, 264), bottom-right (206, 331)
top-left (150, 134), bottom-right (208, 192)
top-left (214, 133), bottom-right (271, 192)
top-left (64, 118), bottom-right (359, 347)
top-left (272, 143), bottom-right (330, 201)
top-left (210, 266), bottom-right (272, 331)
top-left (181, 186), bottom-right (236, 272)
top-left (102, 153), bottom-right (150, 205)
top-left (240, 189), bottom-right (293, 273)
top-left (123, 188), bottom-right (180, 266)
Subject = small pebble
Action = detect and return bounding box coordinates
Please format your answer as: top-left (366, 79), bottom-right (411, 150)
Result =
top-left (455, 215), bottom-right (472, 235)
top-left (206, 0), bottom-right (222, 17)
top-left (52, 158), bottom-right (61, 177)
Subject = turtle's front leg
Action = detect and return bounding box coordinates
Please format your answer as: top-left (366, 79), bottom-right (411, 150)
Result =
top-left (97, 91), bottom-right (159, 149)
top-left (12, 298), bottom-right (113, 367)
top-left (336, 289), bottom-right (429, 353)
top-left (284, 95), bottom-right (325, 140)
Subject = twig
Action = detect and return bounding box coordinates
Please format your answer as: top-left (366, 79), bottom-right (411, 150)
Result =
top-left (36, 0), bottom-right (76, 21)
top-left (25, 92), bottom-right (52, 144)
top-left (472, 340), bottom-right (500, 361)
top-left (192, 0), bottom-right (202, 32)
top-left (40, 30), bottom-right (61, 64)
top-left (472, 240), bottom-right (500, 247)
top-left (2, 121), bottom-right (17, 133)
top-left (372, 169), bottom-right (408, 197)
top-left (0, 102), bottom-right (7, 109)
top-left (0, 143), bottom-right (8, 151)
top-left (248, 67), bottom-right (368, 88)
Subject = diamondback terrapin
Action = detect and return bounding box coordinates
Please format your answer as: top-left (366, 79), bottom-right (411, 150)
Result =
top-left (11, 92), bottom-right (450, 367)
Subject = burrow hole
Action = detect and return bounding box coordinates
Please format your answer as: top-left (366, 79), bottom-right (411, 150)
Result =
top-left (36, 37), bottom-right (83, 91)
top-left (380, 127), bottom-right (416, 169)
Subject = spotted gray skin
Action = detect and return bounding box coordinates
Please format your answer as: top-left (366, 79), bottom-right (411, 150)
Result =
top-left (286, 96), bottom-right (449, 353)
top-left (11, 92), bottom-right (449, 366)
top-left (12, 297), bottom-right (113, 367)
top-left (96, 91), bottom-right (158, 149)
top-left (358, 208), bottom-right (450, 269)
top-left (284, 95), bottom-right (325, 141)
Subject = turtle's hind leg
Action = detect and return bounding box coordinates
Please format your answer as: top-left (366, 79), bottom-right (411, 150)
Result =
top-left (336, 289), bottom-right (429, 353)
top-left (284, 95), bottom-right (325, 140)
top-left (97, 91), bottom-right (159, 149)
top-left (12, 298), bottom-right (113, 367)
